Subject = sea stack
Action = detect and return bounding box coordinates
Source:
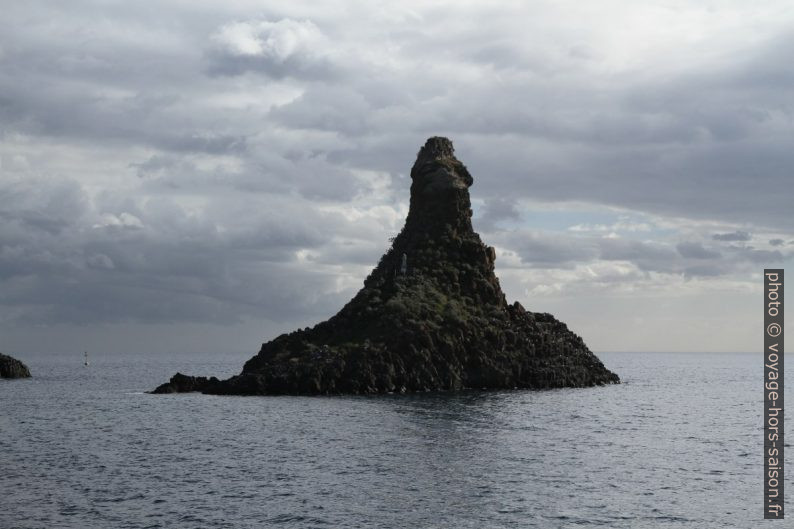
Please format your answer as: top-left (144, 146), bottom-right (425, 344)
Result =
top-left (154, 137), bottom-right (619, 395)
top-left (0, 353), bottom-right (31, 379)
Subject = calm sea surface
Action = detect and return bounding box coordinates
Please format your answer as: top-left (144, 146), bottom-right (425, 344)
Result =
top-left (0, 352), bottom-right (775, 528)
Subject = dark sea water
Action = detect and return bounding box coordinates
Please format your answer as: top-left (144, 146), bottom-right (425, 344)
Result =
top-left (0, 351), bottom-right (775, 528)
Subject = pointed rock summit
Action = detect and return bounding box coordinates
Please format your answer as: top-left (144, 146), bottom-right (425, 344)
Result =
top-left (154, 137), bottom-right (619, 395)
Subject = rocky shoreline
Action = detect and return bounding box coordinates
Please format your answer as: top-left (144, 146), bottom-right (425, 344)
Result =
top-left (154, 137), bottom-right (619, 395)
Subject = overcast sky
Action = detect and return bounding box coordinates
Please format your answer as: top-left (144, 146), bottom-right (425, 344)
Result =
top-left (1, 1), bottom-right (792, 355)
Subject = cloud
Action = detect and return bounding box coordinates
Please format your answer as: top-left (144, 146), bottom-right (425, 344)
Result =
top-left (270, 86), bottom-right (373, 135)
top-left (500, 230), bottom-right (681, 273)
top-left (598, 238), bottom-right (680, 272)
top-left (207, 18), bottom-right (337, 79)
top-left (0, 173), bottom-right (391, 326)
top-left (476, 196), bottom-right (521, 231)
top-left (497, 224), bottom-right (790, 281)
top-left (0, 176), bottom-right (89, 236)
top-left (676, 241), bottom-right (721, 259)
top-left (731, 247), bottom-right (784, 263)
top-left (568, 219), bottom-right (653, 234)
top-left (213, 19), bottom-right (324, 60)
top-left (713, 231), bottom-right (751, 242)
top-left (502, 231), bottom-right (598, 268)
top-left (1, 1), bottom-right (794, 353)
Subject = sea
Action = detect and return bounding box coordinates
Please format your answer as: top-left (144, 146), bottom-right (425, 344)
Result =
top-left (0, 351), bottom-right (776, 528)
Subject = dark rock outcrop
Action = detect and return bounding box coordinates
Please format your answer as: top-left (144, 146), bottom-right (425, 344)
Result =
top-left (153, 137), bottom-right (619, 395)
top-left (0, 353), bottom-right (31, 379)
top-left (152, 373), bottom-right (221, 393)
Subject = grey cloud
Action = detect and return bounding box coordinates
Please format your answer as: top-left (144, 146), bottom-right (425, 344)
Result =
top-left (681, 265), bottom-right (724, 278)
top-left (0, 177), bottom-right (89, 236)
top-left (731, 247), bottom-right (785, 263)
top-left (476, 196), bottom-right (521, 231)
top-left (498, 228), bottom-right (784, 279)
top-left (130, 148), bottom-right (363, 201)
top-left (2, 1), bottom-right (794, 341)
top-left (3, 3), bottom-right (794, 231)
top-left (205, 18), bottom-right (341, 80)
top-left (768, 238), bottom-right (785, 246)
top-left (130, 155), bottom-right (181, 178)
top-left (338, 30), bottom-right (794, 230)
top-left (505, 232), bottom-right (598, 268)
top-left (0, 175), bottom-right (378, 326)
top-left (247, 155), bottom-right (364, 201)
top-left (270, 86), bottom-right (372, 135)
top-left (308, 240), bottom-right (387, 267)
top-left (0, 76), bottom-right (252, 157)
top-left (596, 238), bottom-right (683, 274)
top-left (598, 238), bottom-right (676, 264)
top-left (503, 231), bottom-right (690, 275)
top-left (713, 231), bottom-right (751, 242)
top-left (676, 242), bottom-right (721, 259)
top-left (205, 50), bottom-right (339, 80)
top-left (159, 134), bottom-right (248, 155)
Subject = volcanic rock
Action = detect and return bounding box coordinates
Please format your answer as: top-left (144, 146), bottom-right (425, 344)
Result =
top-left (0, 353), bottom-right (31, 379)
top-left (153, 137), bottom-right (619, 395)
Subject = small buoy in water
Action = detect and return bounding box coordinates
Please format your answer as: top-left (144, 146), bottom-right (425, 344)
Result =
top-left (84, 351), bottom-right (90, 367)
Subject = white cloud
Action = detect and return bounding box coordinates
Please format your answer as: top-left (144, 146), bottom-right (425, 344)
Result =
top-left (568, 218), bottom-right (653, 233)
top-left (207, 18), bottom-right (335, 78)
top-left (212, 18), bottom-right (326, 61)
top-left (93, 212), bottom-right (144, 229)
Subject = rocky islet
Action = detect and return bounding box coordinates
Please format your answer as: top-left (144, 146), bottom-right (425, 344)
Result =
top-left (0, 353), bottom-right (31, 379)
top-left (154, 137), bottom-right (619, 395)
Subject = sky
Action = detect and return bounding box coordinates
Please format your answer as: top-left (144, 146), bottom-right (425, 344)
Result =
top-left (1, 0), bottom-right (792, 355)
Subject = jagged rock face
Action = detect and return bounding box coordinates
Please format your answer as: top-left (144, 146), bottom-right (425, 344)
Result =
top-left (0, 353), bottom-right (31, 379)
top-left (408, 137), bottom-right (474, 231)
top-left (153, 137), bottom-right (619, 395)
